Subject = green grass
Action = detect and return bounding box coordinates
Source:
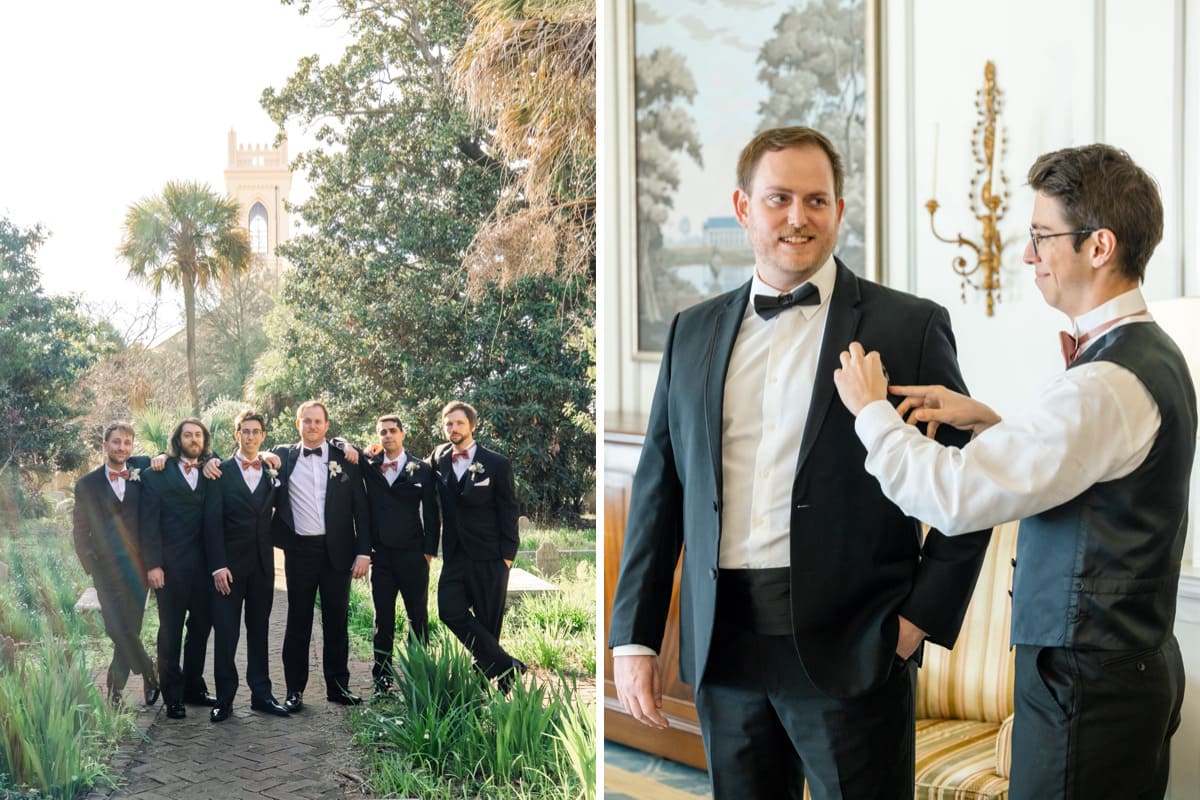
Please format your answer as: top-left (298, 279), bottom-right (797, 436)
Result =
top-left (344, 522), bottom-right (596, 798)
top-left (0, 520), bottom-right (139, 799)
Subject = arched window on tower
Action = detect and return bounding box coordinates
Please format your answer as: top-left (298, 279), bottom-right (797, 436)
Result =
top-left (248, 203), bottom-right (269, 256)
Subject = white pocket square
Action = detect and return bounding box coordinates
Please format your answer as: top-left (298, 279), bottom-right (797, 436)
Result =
top-left (475, 478), bottom-right (490, 487)
top-left (412, 482), bottom-right (422, 488)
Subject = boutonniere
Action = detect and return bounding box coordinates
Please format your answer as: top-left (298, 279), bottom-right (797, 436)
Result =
top-left (405, 461), bottom-right (420, 476)
top-left (266, 467), bottom-right (279, 481)
top-left (128, 468), bottom-right (141, 482)
top-left (328, 462), bottom-right (343, 479)
top-left (467, 462), bottom-right (484, 477)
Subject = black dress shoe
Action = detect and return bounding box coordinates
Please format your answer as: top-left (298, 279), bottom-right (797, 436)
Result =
top-left (326, 691), bottom-right (362, 706)
top-left (166, 703), bottom-right (186, 719)
top-left (143, 659), bottom-right (160, 706)
top-left (210, 705), bottom-right (232, 723)
top-left (250, 697), bottom-right (291, 717)
top-left (284, 691), bottom-right (303, 713)
top-left (497, 658), bottom-right (528, 696)
top-left (183, 691), bottom-right (220, 707)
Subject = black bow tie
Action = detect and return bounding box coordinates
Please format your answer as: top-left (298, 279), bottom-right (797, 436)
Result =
top-left (753, 283), bottom-right (820, 320)
top-left (302, 446), bottom-right (322, 457)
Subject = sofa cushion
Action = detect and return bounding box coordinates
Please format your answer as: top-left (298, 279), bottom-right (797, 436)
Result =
top-left (916, 520), bottom-right (1019, 725)
top-left (915, 718), bottom-right (1009, 800)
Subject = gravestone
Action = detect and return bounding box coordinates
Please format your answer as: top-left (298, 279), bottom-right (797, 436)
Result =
top-left (535, 540), bottom-right (562, 577)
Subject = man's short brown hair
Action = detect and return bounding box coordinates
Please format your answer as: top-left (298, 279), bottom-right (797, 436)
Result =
top-left (440, 401), bottom-right (478, 427)
top-left (376, 415), bottom-right (404, 431)
top-left (167, 417), bottom-right (212, 460)
top-left (1027, 144), bottom-right (1163, 283)
top-left (103, 422), bottom-right (135, 442)
top-left (235, 409), bottom-right (267, 433)
top-left (296, 400), bottom-right (328, 421)
top-left (736, 126), bottom-right (845, 199)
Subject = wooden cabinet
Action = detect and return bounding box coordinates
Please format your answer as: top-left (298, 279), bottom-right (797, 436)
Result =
top-left (603, 422), bottom-right (707, 770)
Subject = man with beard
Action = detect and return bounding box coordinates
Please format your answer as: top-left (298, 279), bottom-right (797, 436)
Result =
top-left (431, 401), bottom-right (523, 693)
top-left (139, 417), bottom-right (219, 718)
top-left (73, 422), bottom-right (160, 707)
top-left (205, 409), bottom-right (290, 721)
top-left (358, 415), bottom-right (439, 694)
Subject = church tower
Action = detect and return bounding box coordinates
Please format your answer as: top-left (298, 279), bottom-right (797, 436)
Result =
top-left (223, 129), bottom-right (292, 280)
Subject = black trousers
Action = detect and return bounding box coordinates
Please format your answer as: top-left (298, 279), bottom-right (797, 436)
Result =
top-left (93, 569), bottom-right (154, 692)
top-left (1010, 641), bottom-right (1184, 799)
top-left (371, 546), bottom-right (430, 682)
top-left (212, 565), bottom-right (276, 705)
top-left (437, 556), bottom-right (513, 678)
top-left (153, 561), bottom-right (213, 705)
top-left (281, 536), bottom-right (352, 696)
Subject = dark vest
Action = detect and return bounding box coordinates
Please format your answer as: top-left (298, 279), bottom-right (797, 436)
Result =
top-left (1011, 322), bottom-right (1197, 650)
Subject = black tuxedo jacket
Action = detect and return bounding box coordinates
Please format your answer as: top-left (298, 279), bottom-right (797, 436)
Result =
top-left (271, 441), bottom-right (370, 571)
top-left (608, 261), bottom-right (991, 699)
top-left (361, 452), bottom-right (440, 555)
top-left (430, 443), bottom-right (519, 563)
top-left (139, 458), bottom-right (211, 574)
top-left (204, 458), bottom-right (277, 579)
top-left (72, 456), bottom-right (152, 583)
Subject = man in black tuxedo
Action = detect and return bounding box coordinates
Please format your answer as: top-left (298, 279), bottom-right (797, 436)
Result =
top-left (271, 400), bottom-right (370, 711)
top-left (204, 409), bottom-right (289, 721)
top-left (607, 127), bottom-right (990, 799)
top-left (139, 417), bottom-right (219, 718)
top-left (431, 401), bottom-right (523, 693)
top-left (72, 422), bottom-right (159, 707)
top-left (359, 415), bottom-right (439, 693)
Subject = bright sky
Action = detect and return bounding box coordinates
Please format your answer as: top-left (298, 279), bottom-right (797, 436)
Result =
top-left (0, 0), bottom-right (349, 338)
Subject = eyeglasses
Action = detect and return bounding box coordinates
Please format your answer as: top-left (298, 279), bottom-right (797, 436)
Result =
top-left (1028, 227), bottom-right (1097, 258)
top-left (238, 428), bottom-right (265, 436)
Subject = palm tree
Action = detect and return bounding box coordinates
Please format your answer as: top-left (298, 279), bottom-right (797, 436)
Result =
top-left (119, 181), bottom-right (251, 413)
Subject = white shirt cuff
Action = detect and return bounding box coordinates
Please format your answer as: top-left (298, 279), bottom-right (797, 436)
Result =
top-left (854, 399), bottom-right (904, 449)
top-left (612, 644), bottom-right (657, 657)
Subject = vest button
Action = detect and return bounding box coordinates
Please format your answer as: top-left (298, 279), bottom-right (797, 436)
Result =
top-left (1136, 662), bottom-right (1147, 672)
top-left (1007, 589), bottom-right (1013, 597)
top-left (710, 568), bottom-right (718, 580)
top-left (1010, 558), bottom-right (1017, 568)
top-left (713, 500), bottom-right (720, 512)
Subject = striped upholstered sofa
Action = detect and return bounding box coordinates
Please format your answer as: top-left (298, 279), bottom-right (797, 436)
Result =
top-left (912, 520), bottom-right (1019, 799)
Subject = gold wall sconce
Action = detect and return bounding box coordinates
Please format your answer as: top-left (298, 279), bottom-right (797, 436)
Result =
top-left (925, 61), bottom-right (1009, 316)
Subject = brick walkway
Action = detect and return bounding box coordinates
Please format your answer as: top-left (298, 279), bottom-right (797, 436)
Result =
top-left (84, 583), bottom-right (373, 800)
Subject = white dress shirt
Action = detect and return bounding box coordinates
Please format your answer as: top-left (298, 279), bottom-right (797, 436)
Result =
top-left (854, 288), bottom-right (1160, 535)
top-left (107, 466), bottom-right (127, 502)
top-left (719, 256), bottom-right (837, 568)
top-left (450, 443), bottom-right (477, 480)
top-left (614, 258), bottom-right (836, 658)
top-left (178, 459), bottom-right (200, 491)
top-left (289, 441), bottom-right (328, 535)
top-left (236, 452), bottom-right (263, 493)
top-left (382, 450), bottom-right (407, 487)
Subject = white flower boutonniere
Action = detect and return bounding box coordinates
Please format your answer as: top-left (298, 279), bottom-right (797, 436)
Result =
top-left (128, 468), bottom-right (141, 482)
top-left (467, 462), bottom-right (484, 477)
top-left (405, 461), bottom-right (420, 476)
top-left (266, 467), bottom-right (279, 481)
top-left (328, 461), bottom-right (343, 479)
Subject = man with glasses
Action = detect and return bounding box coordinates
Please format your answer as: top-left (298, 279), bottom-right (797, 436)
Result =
top-left (835, 143), bottom-right (1194, 797)
top-left (204, 410), bottom-right (290, 721)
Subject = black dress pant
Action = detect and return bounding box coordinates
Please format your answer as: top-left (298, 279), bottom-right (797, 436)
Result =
top-left (154, 561), bottom-right (213, 705)
top-left (371, 546), bottom-right (430, 682)
top-left (212, 565), bottom-right (275, 705)
top-left (93, 567), bottom-right (154, 692)
top-left (282, 535), bottom-right (352, 696)
top-left (437, 555), bottom-right (513, 678)
top-left (1010, 640), bottom-right (1184, 799)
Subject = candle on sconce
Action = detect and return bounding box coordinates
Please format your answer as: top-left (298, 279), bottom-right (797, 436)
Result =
top-left (931, 123), bottom-right (939, 198)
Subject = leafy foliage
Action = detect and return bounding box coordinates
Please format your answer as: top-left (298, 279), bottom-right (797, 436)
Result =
top-left (255, 0), bottom-right (594, 520)
top-left (0, 217), bottom-right (117, 516)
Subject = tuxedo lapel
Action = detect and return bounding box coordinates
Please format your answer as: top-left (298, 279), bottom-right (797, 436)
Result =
top-left (705, 284), bottom-right (752, 498)
top-left (796, 260), bottom-right (862, 476)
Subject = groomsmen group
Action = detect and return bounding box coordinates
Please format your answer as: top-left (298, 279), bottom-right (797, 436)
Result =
top-left (71, 400), bottom-right (523, 724)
